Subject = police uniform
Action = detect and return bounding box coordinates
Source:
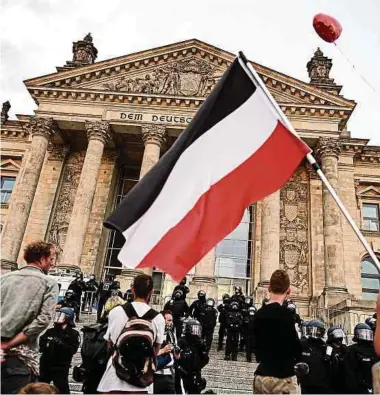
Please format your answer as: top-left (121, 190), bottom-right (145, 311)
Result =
top-left (96, 277), bottom-right (117, 322)
top-left (217, 295), bottom-right (230, 351)
top-left (198, 299), bottom-right (217, 353)
top-left (189, 291), bottom-right (207, 321)
top-left (225, 302), bottom-right (242, 361)
top-left (164, 292), bottom-right (189, 338)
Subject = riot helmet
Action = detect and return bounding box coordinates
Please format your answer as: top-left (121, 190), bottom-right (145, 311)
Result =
top-left (180, 277), bottom-right (187, 286)
top-left (198, 290), bottom-right (206, 301)
top-left (222, 294), bottom-right (231, 304)
top-left (230, 301), bottom-right (239, 311)
top-left (174, 289), bottom-right (183, 301)
top-left (365, 316), bottom-right (376, 332)
top-left (65, 289), bottom-right (75, 299)
top-left (327, 326), bottom-right (346, 345)
top-left (54, 307), bottom-right (75, 326)
top-left (306, 320), bottom-right (325, 339)
top-left (285, 299), bottom-right (297, 313)
top-left (206, 298), bottom-right (215, 307)
top-left (112, 280), bottom-right (121, 290)
top-left (248, 306), bottom-right (256, 316)
top-left (244, 296), bottom-right (253, 307)
top-left (184, 319), bottom-right (202, 337)
top-left (74, 269), bottom-right (82, 280)
top-left (234, 286), bottom-right (242, 295)
top-left (353, 323), bottom-right (374, 343)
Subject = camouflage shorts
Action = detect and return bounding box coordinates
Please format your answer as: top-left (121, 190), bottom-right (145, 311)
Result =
top-left (253, 375), bottom-right (300, 394)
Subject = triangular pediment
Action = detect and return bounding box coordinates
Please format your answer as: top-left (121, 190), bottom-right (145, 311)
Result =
top-left (24, 39), bottom-right (355, 110)
top-left (0, 159), bottom-right (21, 173)
top-left (358, 186), bottom-right (380, 197)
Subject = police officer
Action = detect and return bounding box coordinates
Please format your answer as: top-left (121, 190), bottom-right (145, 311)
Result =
top-left (365, 315), bottom-right (377, 332)
top-left (57, 290), bottom-right (80, 321)
top-left (164, 289), bottom-right (189, 338)
top-left (240, 296), bottom-right (253, 351)
top-left (189, 290), bottom-right (207, 321)
top-left (225, 301), bottom-right (243, 361)
top-left (344, 323), bottom-right (379, 394)
top-left (177, 319), bottom-right (209, 394)
top-left (83, 274), bottom-right (98, 312)
top-left (96, 273), bottom-right (116, 322)
top-left (198, 298), bottom-right (218, 353)
top-left (173, 277), bottom-right (190, 300)
top-left (244, 306), bottom-right (256, 362)
top-left (230, 286), bottom-right (245, 309)
top-left (39, 307), bottom-right (80, 394)
top-left (123, 281), bottom-right (134, 303)
top-left (326, 326), bottom-right (347, 394)
top-left (68, 271), bottom-right (86, 320)
top-left (217, 294), bottom-right (230, 351)
top-left (299, 320), bottom-right (330, 394)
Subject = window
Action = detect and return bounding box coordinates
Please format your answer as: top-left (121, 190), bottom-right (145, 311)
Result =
top-left (361, 256), bottom-right (380, 300)
top-left (1, 176), bottom-right (16, 203)
top-left (363, 203), bottom-right (379, 231)
top-left (104, 166), bottom-right (139, 277)
top-left (214, 207), bottom-right (254, 279)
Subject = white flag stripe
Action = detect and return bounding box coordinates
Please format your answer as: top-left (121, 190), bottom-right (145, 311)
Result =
top-left (118, 88), bottom-right (278, 268)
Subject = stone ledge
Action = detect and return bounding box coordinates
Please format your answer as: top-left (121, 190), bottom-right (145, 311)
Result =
top-left (361, 229), bottom-right (380, 238)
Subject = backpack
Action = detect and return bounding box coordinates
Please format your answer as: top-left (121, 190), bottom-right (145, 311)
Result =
top-left (81, 323), bottom-right (109, 370)
top-left (112, 303), bottom-right (159, 388)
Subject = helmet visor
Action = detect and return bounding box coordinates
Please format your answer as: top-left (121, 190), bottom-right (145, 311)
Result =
top-left (54, 311), bottom-right (67, 324)
top-left (356, 328), bottom-right (374, 341)
top-left (190, 324), bottom-right (202, 337)
top-left (206, 299), bottom-right (215, 307)
top-left (307, 326), bottom-right (325, 338)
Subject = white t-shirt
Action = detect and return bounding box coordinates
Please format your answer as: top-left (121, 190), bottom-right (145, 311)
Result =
top-left (97, 302), bottom-right (165, 393)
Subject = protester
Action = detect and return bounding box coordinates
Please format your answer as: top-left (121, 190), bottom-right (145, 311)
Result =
top-left (154, 311), bottom-right (180, 394)
top-left (39, 307), bottom-right (80, 394)
top-left (252, 269), bottom-right (301, 394)
top-left (97, 274), bottom-right (165, 394)
top-left (18, 382), bottom-right (59, 394)
top-left (1, 241), bottom-right (59, 394)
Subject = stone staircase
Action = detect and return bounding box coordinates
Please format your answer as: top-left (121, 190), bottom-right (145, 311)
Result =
top-left (68, 315), bottom-right (257, 393)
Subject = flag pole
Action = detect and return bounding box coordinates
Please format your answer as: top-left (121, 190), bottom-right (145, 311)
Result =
top-left (238, 51), bottom-right (380, 271)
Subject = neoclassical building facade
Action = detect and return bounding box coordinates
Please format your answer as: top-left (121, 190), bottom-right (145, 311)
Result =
top-left (1, 36), bottom-right (379, 319)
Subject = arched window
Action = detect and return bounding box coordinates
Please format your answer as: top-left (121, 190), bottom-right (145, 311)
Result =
top-left (361, 256), bottom-right (380, 300)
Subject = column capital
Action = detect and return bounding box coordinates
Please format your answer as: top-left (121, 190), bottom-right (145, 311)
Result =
top-left (85, 120), bottom-right (111, 144)
top-left (25, 117), bottom-right (57, 140)
top-left (47, 143), bottom-right (70, 161)
top-left (315, 138), bottom-right (341, 160)
top-left (141, 124), bottom-right (166, 147)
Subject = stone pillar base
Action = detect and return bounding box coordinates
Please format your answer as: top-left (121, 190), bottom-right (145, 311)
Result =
top-left (290, 295), bottom-right (312, 318)
top-left (189, 276), bottom-right (218, 301)
top-left (321, 286), bottom-right (349, 308)
top-left (116, 268), bottom-right (143, 293)
top-left (1, 259), bottom-right (18, 275)
top-left (254, 282), bottom-right (269, 306)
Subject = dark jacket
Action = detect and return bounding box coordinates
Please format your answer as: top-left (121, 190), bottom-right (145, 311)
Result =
top-left (189, 300), bottom-right (206, 320)
top-left (344, 341), bottom-right (379, 394)
top-left (39, 325), bottom-right (80, 369)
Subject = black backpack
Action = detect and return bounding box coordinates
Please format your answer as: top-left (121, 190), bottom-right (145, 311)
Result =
top-left (112, 303), bottom-right (159, 388)
top-left (81, 323), bottom-right (109, 370)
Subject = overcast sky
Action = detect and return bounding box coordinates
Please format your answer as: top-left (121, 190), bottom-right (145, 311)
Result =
top-left (1, 0), bottom-right (379, 144)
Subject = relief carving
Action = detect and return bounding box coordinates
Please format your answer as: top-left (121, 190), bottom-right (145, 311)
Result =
top-left (103, 58), bottom-right (223, 97)
top-left (280, 167), bottom-right (310, 294)
top-left (48, 151), bottom-right (85, 261)
top-left (307, 48), bottom-right (334, 85)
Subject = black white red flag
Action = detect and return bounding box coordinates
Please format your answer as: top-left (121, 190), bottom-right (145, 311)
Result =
top-left (104, 56), bottom-right (311, 281)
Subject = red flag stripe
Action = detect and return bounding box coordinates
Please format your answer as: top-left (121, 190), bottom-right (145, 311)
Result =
top-left (136, 121), bottom-right (309, 281)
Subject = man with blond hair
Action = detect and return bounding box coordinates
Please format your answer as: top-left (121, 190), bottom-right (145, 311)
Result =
top-left (1, 241), bottom-right (59, 394)
top-left (253, 269), bottom-right (302, 394)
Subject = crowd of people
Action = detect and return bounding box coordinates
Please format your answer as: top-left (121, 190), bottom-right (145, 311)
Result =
top-left (1, 240), bottom-right (380, 394)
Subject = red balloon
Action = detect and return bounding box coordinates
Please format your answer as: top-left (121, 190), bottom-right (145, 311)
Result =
top-left (313, 13), bottom-right (342, 43)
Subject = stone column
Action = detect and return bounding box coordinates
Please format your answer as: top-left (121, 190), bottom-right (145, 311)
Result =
top-left (60, 121), bottom-right (110, 267)
top-left (255, 190), bottom-right (280, 302)
top-left (140, 124), bottom-right (166, 179)
top-left (1, 117), bottom-right (56, 262)
top-left (316, 138), bottom-right (347, 301)
top-left (139, 124), bottom-right (166, 276)
top-left (190, 249), bottom-right (218, 300)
